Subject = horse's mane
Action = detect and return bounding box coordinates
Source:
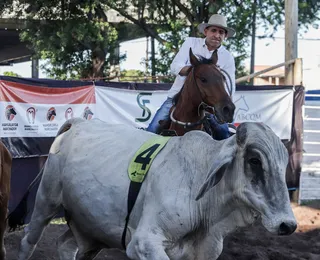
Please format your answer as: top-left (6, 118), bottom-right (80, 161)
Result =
top-left (173, 55), bottom-right (214, 105)
top-left (197, 56), bottom-right (214, 65)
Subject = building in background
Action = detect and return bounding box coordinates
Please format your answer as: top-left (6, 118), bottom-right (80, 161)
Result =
top-left (252, 65), bottom-right (284, 85)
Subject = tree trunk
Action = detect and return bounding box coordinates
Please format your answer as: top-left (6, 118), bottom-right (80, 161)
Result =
top-left (151, 37), bottom-right (156, 81)
top-left (90, 45), bottom-right (106, 78)
top-left (250, 0), bottom-right (257, 85)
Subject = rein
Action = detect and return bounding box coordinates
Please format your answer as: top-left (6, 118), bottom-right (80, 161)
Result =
top-left (220, 68), bottom-right (233, 96)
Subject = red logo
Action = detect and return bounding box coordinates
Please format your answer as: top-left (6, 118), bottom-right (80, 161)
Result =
top-left (5, 105), bottom-right (17, 121)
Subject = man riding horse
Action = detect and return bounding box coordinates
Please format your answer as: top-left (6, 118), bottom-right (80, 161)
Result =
top-left (146, 14), bottom-right (236, 140)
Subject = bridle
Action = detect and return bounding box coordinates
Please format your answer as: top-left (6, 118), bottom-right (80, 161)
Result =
top-left (221, 68), bottom-right (233, 96)
top-left (170, 64), bottom-right (232, 128)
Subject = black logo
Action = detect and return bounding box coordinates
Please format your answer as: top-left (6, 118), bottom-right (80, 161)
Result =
top-left (83, 107), bottom-right (94, 120)
top-left (46, 107), bottom-right (56, 121)
top-left (5, 105), bottom-right (17, 121)
top-left (135, 93), bottom-right (152, 122)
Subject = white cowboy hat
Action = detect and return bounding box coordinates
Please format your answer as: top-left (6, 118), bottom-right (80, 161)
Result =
top-left (198, 14), bottom-right (235, 38)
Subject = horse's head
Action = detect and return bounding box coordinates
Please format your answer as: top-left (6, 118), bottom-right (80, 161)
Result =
top-left (187, 48), bottom-right (235, 123)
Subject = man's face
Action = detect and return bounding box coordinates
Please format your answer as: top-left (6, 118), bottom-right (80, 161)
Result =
top-left (204, 26), bottom-right (227, 50)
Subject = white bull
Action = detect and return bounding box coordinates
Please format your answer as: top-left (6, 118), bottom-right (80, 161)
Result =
top-left (18, 118), bottom-right (296, 260)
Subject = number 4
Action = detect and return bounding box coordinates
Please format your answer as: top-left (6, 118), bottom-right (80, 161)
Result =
top-left (134, 144), bottom-right (160, 170)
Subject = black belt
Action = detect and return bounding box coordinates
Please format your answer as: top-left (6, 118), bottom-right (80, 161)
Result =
top-left (121, 181), bottom-right (143, 249)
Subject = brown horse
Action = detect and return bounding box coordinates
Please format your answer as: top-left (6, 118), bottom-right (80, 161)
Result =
top-left (160, 48), bottom-right (235, 136)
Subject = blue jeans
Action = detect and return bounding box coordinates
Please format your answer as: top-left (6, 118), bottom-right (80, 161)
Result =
top-left (146, 97), bottom-right (173, 134)
top-left (146, 97), bottom-right (230, 140)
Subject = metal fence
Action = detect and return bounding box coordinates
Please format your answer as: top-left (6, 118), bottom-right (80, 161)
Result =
top-left (299, 90), bottom-right (320, 203)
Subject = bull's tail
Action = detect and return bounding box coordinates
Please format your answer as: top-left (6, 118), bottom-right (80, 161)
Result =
top-left (7, 166), bottom-right (45, 231)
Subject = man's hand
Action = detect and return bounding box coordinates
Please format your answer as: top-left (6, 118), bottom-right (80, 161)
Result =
top-left (179, 66), bottom-right (192, 76)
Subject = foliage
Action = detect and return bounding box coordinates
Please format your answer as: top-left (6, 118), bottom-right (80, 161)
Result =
top-left (11, 0), bottom-right (120, 79)
top-left (0, 0), bottom-right (13, 15)
top-left (105, 0), bottom-right (320, 79)
top-left (2, 71), bottom-right (21, 77)
top-left (2, 0), bottom-right (319, 80)
top-left (120, 69), bottom-right (145, 81)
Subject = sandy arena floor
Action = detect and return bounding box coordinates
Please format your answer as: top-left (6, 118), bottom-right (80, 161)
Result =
top-left (5, 203), bottom-right (320, 260)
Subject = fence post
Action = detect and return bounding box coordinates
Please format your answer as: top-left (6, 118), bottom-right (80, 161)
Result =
top-left (293, 58), bottom-right (303, 86)
top-left (285, 0), bottom-right (298, 85)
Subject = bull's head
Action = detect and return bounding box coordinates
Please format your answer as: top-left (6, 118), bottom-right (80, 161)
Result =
top-left (196, 122), bottom-right (297, 236)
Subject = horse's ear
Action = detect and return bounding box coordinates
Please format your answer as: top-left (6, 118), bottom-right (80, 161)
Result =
top-left (211, 50), bottom-right (218, 65)
top-left (189, 48), bottom-right (200, 66)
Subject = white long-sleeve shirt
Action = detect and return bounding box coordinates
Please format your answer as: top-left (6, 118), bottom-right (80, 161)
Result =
top-left (168, 37), bottom-right (236, 99)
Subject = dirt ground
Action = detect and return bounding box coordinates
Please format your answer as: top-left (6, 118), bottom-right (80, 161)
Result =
top-left (5, 203), bottom-right (320, 260)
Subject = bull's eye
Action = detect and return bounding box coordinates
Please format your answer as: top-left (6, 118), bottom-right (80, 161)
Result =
top-left (249, 158), bottom-right (261, 166)
top-left (199, 77), bottom-right (207, 83)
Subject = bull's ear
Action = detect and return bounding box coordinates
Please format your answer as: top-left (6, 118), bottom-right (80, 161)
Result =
top-left (196, 146), bottom-right (236, 201)
top-left (189, 48), bottom-right (200, 66)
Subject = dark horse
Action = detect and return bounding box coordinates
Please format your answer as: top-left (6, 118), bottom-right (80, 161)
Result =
top-left (160, 48), bottom-right (235, 137)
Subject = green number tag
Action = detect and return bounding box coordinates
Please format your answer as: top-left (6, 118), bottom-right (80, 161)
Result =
top-left (128, 136), bottom-right (171, 183)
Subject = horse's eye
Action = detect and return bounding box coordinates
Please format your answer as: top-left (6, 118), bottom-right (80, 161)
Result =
top-left (199, 77), bottom-right (207, 83)
top-left (249, 158), bottom-right (261, 166)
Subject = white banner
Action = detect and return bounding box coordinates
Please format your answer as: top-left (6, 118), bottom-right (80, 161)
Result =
top-left (0, 103), bottom-right (96, 137)
top-left (0, 79), bottom-right (293, 139)
top-left (0, 80), bottom-right (96, 137)
top-left (233, 89), bottom-right (293, 139)
top-left (95, 86), bottom-right (168, 128)
top-left (95, 86), bottom-right (294, 140)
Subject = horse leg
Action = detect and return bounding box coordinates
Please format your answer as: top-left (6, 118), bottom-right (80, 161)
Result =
top-left (0, 206), bottom-right (8, 260)
top-left (18, 154), bottom-right (62, 260)
top-left (57, 229), bottom-right (78, 260)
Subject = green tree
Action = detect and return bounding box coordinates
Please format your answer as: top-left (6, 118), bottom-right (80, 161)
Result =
top-left (120, 69), bottom-right (145, 81)
top-left (11, 0), bottom-right (120, 79)
top-left (2, 71), bottom-right (21, 77)
top-left (0, 0), bottom-right (13, 14)
top-left (3, 0), bottom-right (319, 81)
top-left (106, 0), bottom-right (320, 79)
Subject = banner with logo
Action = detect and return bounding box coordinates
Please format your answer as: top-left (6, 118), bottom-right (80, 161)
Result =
top-left (233, 89), bottom-right (293, 139)
top-left (0, 80), bottom-right (95, 137)
top-left (95, 86), bottom-right (293, 140)
top-left (95, 86), bottom-right (168, 128)
top-left (0, 78), bottom-right (294, 140)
